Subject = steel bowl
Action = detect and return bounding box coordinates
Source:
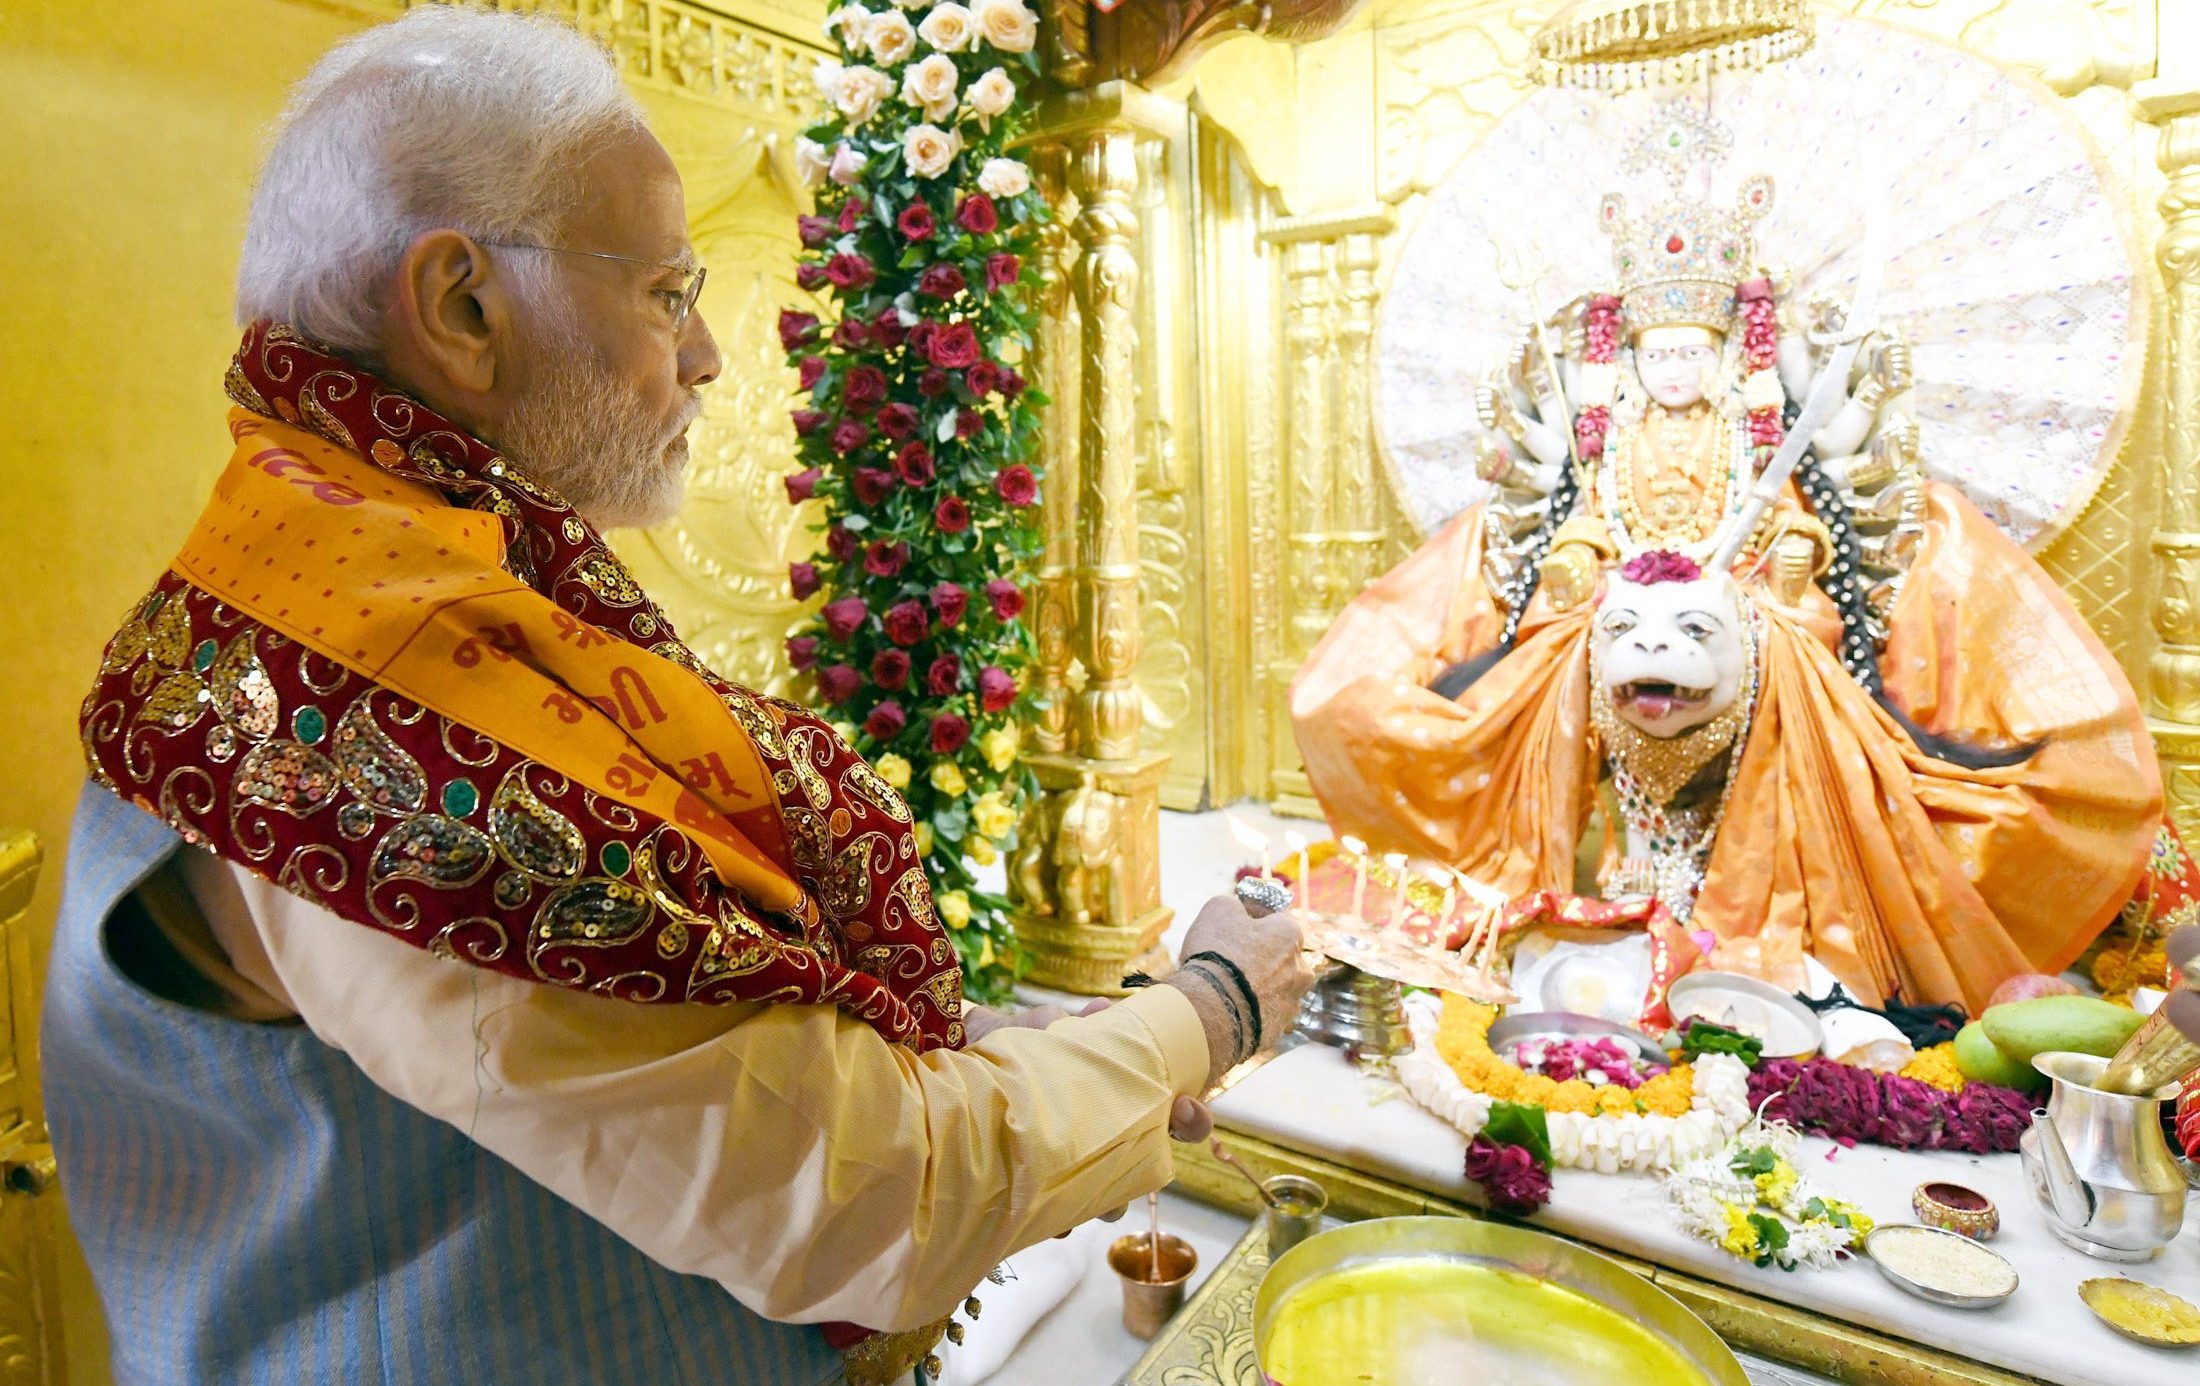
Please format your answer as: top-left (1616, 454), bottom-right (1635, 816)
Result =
top-left (1254, 1216), bottom-right (1747, 1386)
top-left (1665, 972), bottom-right (1823, 1059)
top-left (1487, 1010), bottom-right (1671, 1066)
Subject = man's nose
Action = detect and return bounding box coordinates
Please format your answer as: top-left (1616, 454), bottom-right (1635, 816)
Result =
top-left (680, 310), bottom-right (722, 388)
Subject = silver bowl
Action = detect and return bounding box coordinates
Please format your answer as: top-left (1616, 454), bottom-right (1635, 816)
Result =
top-left (1487, 1010), bottom-right (1671, 1066)
top-left (1862, 1224), bottom-right (2019, 1310)
top-left (1254, 1216), bottom-right (1747, 1385)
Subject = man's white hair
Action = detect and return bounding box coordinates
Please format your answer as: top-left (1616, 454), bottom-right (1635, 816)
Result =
top-left (235, 5), bottom-right (646, 353)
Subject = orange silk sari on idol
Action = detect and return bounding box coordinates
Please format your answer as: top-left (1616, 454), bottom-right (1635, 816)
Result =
top-left (80, 324), bottom-right (965, 1051)
top-left (1291, 486), bottom-right (2160, 1013)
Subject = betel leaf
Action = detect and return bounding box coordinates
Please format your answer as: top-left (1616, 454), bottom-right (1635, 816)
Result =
top-left (1748, 1214), bottom-right (1790, 1268)
top-left (1729, 1145), bottom-right (1778, 1178)
top-left (1483, 1100), bottom-right (1552, 1167)
top-left (1678, 1020), bottom-right (1764, 1066)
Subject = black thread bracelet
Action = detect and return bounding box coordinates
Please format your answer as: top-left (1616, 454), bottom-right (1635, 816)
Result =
top-left (1186, 950), bottom-right (1263, 1054)
top-left (1184, 961), bottom-right (1249, 1067)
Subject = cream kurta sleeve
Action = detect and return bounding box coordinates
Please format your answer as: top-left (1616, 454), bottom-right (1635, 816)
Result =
top-left (188, 855), bottom-right (1208, 1333)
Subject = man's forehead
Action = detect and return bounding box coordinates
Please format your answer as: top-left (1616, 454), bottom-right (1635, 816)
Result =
top-left (569, 127), bottom-right (692, 261)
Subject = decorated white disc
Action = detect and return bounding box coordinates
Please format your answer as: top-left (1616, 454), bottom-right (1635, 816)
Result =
top-left (1374, 15), bottom-right (2144, 549)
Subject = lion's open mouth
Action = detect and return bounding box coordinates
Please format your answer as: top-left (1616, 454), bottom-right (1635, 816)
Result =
top-left (1613, 680), bottom-right (1711, 722)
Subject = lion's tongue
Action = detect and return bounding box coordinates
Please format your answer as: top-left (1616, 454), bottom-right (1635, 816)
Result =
top-left (1632, 689), bottom-right (1679, 721)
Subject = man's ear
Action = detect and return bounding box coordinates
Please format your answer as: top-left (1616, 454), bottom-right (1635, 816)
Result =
top-left (386, 229), bottom-right (513, 399)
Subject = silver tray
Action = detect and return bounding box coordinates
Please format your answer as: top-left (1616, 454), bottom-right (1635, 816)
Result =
top-left (1487, 1010), bottom-right (1671, 1066)
top-left (1252, 1215), bottom-right (1748, 1385)
top-left (1862, 1224), bottom-right (2019, 1310)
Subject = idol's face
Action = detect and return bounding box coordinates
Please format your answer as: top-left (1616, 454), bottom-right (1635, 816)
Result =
top-left (1593, 572), bottom-right (1747, 738)
top-left (1633, 324), bottom-right (1723, 411)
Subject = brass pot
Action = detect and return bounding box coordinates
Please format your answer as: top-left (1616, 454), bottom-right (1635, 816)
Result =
top-left (1253, 1216), bottom-right (1746, 1386)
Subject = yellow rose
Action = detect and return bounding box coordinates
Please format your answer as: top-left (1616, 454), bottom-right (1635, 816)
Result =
top-left (979, 725), bottom-right (1020, 773)
top-left (916, 2), bottom-right (976, 53)
top-left (976, 934), bottom-right (996, 970)
top-left (915, 822), bottom-right (935, 857)
top-left (874, 752), bottom-right (912, 790)
top-left (937, 889), bottom-right (972, 930)
top-left (977, 157), bottom-right (1030, 200)
top-left (972, 0), bottom-right (1038, 54)
top-left (830, 721), bottom-right (859, 745)
top-left (863, 8), bottom-right (916, 66)
top-left (929, 760), bottom-right (969, 797)
top-left (971, 791), bottom-right (1017, 842)
top-left (901, 122), bottom-right (959, 180)
top-left (900, 55), bottom-right (960, 124)
top-left (969, 835), bottom-right (999, 866)
top-left (968, 67), bottom-right (1016, 123)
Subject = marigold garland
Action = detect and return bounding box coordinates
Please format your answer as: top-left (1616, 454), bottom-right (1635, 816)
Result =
top-left (1897, 1042), bottom-right (1965, 1093)
top-left (1438, 997), bottom-right (1697, 1118)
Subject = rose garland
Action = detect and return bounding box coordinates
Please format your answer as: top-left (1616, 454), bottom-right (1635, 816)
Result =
top-left (1665, 1121), bottom-right (1874, 1271)
top-left (1745, 1057), bottom-right (2033, 1155)
top-left (1573, 294), bottom-right (1622, 460)
top-left (781, 0), bottom-right (1049, 1001)
top-left (1734, 278), bottom-right (1785, 458)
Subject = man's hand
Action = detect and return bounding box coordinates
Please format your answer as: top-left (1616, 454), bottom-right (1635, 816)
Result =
top-left (1162, 894), bottom-right (1317, 1089)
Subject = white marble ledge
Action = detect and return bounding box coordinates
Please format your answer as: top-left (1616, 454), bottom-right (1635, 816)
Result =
top-left (1209, 1043), bottom-right (2200, 1386)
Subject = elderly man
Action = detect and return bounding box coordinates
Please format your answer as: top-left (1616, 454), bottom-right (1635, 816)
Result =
top-left (45, 9), bottom-right (1309, 1384)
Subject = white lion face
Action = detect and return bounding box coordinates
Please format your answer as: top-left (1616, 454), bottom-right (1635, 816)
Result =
top-left (1593, 571), bottom-right (1748, 738)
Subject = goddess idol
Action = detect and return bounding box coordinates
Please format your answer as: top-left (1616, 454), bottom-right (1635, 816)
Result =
top-left (1293, 86), bottom-right (2160, 1015)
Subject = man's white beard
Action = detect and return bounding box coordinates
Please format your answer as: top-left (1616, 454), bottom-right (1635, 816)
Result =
top-left (496, 334), bottom-right (700, 533)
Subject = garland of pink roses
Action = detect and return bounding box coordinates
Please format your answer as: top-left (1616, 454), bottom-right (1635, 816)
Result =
top-left (1735, 278), bottom-right (1785, 457)
top-left (778, 0), bottom-right (1050, 1002)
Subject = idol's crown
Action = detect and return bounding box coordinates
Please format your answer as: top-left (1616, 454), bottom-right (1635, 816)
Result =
top-left (1599, 175), bottom-right (1772, 334)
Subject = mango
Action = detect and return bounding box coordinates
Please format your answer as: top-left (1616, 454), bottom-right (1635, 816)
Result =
top-left (1979, 995), bottom-right (2143, 1069)
top-left (1953, 1020), bottom-right (2042, 1091)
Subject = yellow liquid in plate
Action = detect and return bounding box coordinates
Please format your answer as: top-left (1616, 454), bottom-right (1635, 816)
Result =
top-left (1263, 1257), bottom-right (1714, 1386)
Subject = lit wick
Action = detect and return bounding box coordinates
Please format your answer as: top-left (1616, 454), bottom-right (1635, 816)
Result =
top-left (1342, 836), bottom-right (1369, 923)
top-left (1383, 853), bottom-right (1410, 933)
top-left (1225, 811), bottom-right (1274, 881)
top-left (1286, 830), bottom-right (1312, 910)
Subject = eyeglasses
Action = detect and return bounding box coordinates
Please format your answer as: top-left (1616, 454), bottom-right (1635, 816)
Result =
top-left (483, 241), bottom-right (708, 331)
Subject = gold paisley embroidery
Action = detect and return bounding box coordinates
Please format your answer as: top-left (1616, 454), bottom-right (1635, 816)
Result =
top-left (209, 634), bottom-right (279, 740)
top-left (234, 740), bottom-right (340, 816)
top-left (371, 815), bottom-right (495, 888)
top-left (843, 761), bottom-right (913, 824)
top-left (488, 765), bottom-right (586, 879)
top-left (332, 699), bottom-right (427, 814)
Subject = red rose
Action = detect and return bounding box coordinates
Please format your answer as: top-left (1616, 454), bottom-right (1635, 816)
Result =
top-left (898, 202), bottom-right (936, 242)
top-left (817, 663), bottom-right (860, 704)
top-left (837, 197), bottom-right (866, 234)
top-left (853, 467), bottom-right (896, 505)
top-left (926, 654), bottom-right (962, 696)
top-left (788, 561), bottom-right (823, 599)
top-left (985, 578), bottom-right (1024, 621)
top-left (795, 263), bottom-right (829, 292)
top-left (825, 524), bottom-right (859, 562)
top-left (894, 442), bottom-right (935, 487)
top-left (830, 419), bottom-right (870, 456)
top-left (956, 194), bottom-right (998, 235)
top-left (871, 310), bottom-right (907, 350)
top-left (877, 402), bottom-right (920, 440)
top-left (926, 322), bottom-right (981, 370)
top-left (786, 634), bottom-right (820, 671)
top-left (790, 411), bottom-right (826, 439)
top-left (864, 701), bottom-right (907, 741)
top-left (994, 464), bottom-right (1037, 505)
top-left (955, 408), bottom-right (984, 440)
top-left (934, 496), bottom-right (970, 533)
top-left (871, 649), bottom-right (912, 690)
top-left (967, 361), bottom-right (1002, 397)
top-left (832, 318), bottom-right (871, 352)
top-left (919, 263), bottom-right (966, 300)
top-left (798, 356), bottom-right (826, 391)
top-left (798, 215), bottom-right (834, 248)
top-left (884, 600), bottom-right (930, 647)
top-left (918, 368), bottom-right (951, 399)
top-left (843, 365), bottom-right (888, 412)
top-left (905, 320), bottom-right (936, 356)
top-left (999, 368), bottom-right (1026, 400)
top-left (863, 540), bottom-right (909, 578)
top-left (929, 713), bottom-right (971, 755)
top-left (825, 254), bottom-right (875, 291)
top-left (978, 666), bottom-right (1017, 714)
top-left (820, 595), bottom-right (868, 641)
top-left (931, 581), bottom-right (969, 627)
top-left (984, 252), bottom-right (1021, 293)
top-left (778, 309), bottom-right (820, 352)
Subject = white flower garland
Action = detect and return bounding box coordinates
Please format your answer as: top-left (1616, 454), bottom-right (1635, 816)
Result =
top-left (1663, 1119), bottom-right (1874, 1271)
top-left (1394, 996), bottom-right (1753, 1175)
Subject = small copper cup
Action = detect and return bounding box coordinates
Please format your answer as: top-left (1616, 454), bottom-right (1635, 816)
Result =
top-left (1107, 1232), bottom-right (1197, 1340)
top-left (1262, 1175), bottom-right (1327, 1260)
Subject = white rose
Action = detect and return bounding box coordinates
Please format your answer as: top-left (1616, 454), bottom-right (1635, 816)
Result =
top-left (977, 156), bottom-right (1031, 199)
top-left (864, 9), bottom-right (916, 66)
top-left (900, 53), bottom-right (961, 123)
top-left (824, 5), bottom-right (872, 46)
top-left (812, 58), bottom-right (845, 99)
top-left (794, 136), bottom-right (832, 188)
top-left (971, 0), bottom-right (1038, 54)
top-left (829, 65), bottom-right (895, 126)
top-left (902, 123), bottom-right (960, 180)
top-left (828, 144), bottom-right (869, 186)
top-left (916, 2), bottom-right (976, 53)
top-left (968, 66), bottom-right (1016, 121)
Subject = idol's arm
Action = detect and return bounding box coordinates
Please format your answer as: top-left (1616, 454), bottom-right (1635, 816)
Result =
top-left (211, 860), bottom-right (1206, 1333)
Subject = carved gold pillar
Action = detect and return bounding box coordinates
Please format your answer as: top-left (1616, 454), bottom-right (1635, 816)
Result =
top-left (1028, 141), bottom-right (1081, 757)
top-left (1328, 222), bottom-right (1394, 614)
top-left (1009, 83), bottom-right (1182, 993)
top-left (2139, 81), bottom-right (2200, 843)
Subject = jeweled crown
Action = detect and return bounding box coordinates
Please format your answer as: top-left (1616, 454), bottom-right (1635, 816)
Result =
top-left (1598, 102), bottom-right (1774, 335)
